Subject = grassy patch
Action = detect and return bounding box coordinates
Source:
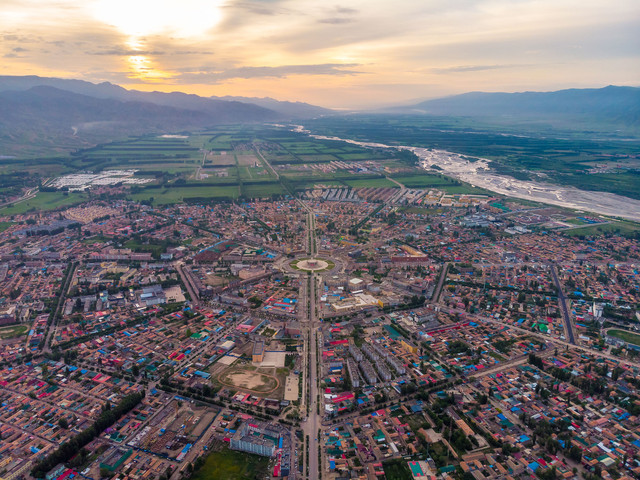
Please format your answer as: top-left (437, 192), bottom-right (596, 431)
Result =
top-left (191, 446), bottom-right (269, 480)
top-left (345, 178), bottom-right (396, 188)
top-left (400, 206), bottom-right (445, 215)
top-left (390, 173), bottom-right (452, 188)
top-left (128, 185), bottom-right (239, 204)
top-left (608, 329), bottom-right (640, 347)
top-left (0, 324), bottom-right (29, 340)
top-left (0, 221), bottom-right (13, 232)
top-left (488, 351), bottom-right (506, 362)
top-left (242, 182), bottom-right (285, 199)
top-left (0, 192), bottom-right (87, 216)
top-left (383, 458), bottom-right (413, 480)
top-left (564, 220), bottom-right (640, 238)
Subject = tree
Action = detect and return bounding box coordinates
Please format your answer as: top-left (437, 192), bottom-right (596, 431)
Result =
top-left (58, 418), bottom-right (69, 429)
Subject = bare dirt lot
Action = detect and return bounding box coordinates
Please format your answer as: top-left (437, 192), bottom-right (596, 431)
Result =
top-left (236, 154), bottom-right (260, 166)
top-left (207, 153), bottom-right (235, 166)
top-left (218, 367), bottom-right (279, 393)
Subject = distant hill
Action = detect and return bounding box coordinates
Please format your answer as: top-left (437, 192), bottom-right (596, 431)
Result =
top-left (0, 86), bottom-right (219, 155)
top-left (215, 95), bottom-right (331, 118)
top-left (0, 75), bottom-right (332, 155)
top-left (0, 75), bottom-right (330, 119)
top-left (386, 86), bottom-right (640, 129)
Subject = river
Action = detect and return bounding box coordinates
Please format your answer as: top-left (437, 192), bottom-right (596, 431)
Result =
top-left (293, 126), bottom-right (640, 222)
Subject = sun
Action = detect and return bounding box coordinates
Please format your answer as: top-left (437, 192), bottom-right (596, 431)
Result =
top-left (88, 0), bottom-right (222, 82)
top-left (89, 0), bottom-right (224, 38)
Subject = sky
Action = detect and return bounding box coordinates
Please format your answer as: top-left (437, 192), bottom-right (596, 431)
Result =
top-left (1, 0), bottom-right (639, 109)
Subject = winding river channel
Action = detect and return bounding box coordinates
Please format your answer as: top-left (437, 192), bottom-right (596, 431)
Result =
top-left (294, 126), bottom-right (640, 222)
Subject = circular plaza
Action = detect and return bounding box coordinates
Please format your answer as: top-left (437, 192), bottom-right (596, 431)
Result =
top-left (289, 257), bottom-right (336, 273)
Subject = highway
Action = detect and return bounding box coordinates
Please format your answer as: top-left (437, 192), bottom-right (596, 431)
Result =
top-left (432, 263), bottom-right (449, 302)
top-left (0, 184), bottom-right (41, 208)
top-left (176, 262), bottom-right (200, 307)
top-left (297, 200), bottom-right (322, 479)
top-left (43, 261), bottom-right (77, 352)
top-left (550, 265), bottom-right (576, 344)
top-left (304, 224), bottom-right (322, 478)
top-left (254, 144), bottom-right (324, 478)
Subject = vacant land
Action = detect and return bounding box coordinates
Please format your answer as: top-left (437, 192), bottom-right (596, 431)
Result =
top-left (218, 367), bottom-right (280, 393)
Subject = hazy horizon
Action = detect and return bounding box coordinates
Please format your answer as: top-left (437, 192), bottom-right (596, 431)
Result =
top-left (2, 0), bottom-right (639, 109)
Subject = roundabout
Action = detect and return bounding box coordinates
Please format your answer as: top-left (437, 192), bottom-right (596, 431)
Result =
top-left (290, 257), bottom-right (336, 273)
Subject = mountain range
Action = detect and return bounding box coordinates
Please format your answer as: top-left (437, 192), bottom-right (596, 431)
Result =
top-left (0, 75), bottom-right (331, 155)
top-left (0, 76), bottom-right (638, 156)
top-left (386, 86), bottom-right (640, 130)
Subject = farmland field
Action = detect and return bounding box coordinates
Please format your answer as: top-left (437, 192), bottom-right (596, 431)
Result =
top-left (345, 178), bottom-right (396, 188)
top-left (564, 220), bottom-right (640, 238)
top-left (128, 185), bottom-right (239, 204)
top-left (303, 115), bottom-right (640, 200)
top-left (0, 123), bottom-right (525, 213)
top-left (390, 173), bottom-right (455, 188)
top-left (242, 182), bottom-right (285, 199)
top-left (0, 192), bottom-right (88, 216)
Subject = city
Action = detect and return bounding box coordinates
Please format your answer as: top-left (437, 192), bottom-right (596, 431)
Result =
top-left (1, 133), bottom-right (639, 480)
top-left (1, 1), bottom-right (639, 479)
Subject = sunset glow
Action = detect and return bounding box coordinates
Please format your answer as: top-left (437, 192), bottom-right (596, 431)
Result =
top-left (1, 0), bottom-right (638, 108)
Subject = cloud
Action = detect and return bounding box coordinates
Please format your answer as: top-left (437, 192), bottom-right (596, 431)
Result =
top-left (318, 5), bottom-right (358, 25)
top-left (432, 64), bottom-right (530, 74)
top-left (174, 63), bottom-right (362, 83)
top-left (224, 1), bottom-right (281, 16)
top-left (1, 0), bottom-right (639, 108)
top-left (318, 17), bottom-right (354, 24)
top-left (86, 48), bottom-right (166, 56)
top-left (335, 6), bottom-right (357, 14)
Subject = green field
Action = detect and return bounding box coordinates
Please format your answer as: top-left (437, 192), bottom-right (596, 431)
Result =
top-left (564, 220), bottom-right (640, 238)
top-left (242, 183), bottom-right (285, 199)
top-left (400, 206), bottom-right (446, 215)
top-left (608, 329), bottom-right (640, 347)
top-left (383, 459), bottom-right (413, 480)
top-left (0, 192), bottom-right (87, 216)
top-left (304, 115), bottom-right (640, 200)
top-left (390, 174), bottom-right (454, 188)
top-left (344, 178), bottom-right (396, 188)
top-left (0, 324), bottom-right (29, 340)
top-left (128, 186), bottom-right (239, 204)
top-left (0, 221), bottom-right (13, 232)
top-left (190, 447), bottom-right (269, 480)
